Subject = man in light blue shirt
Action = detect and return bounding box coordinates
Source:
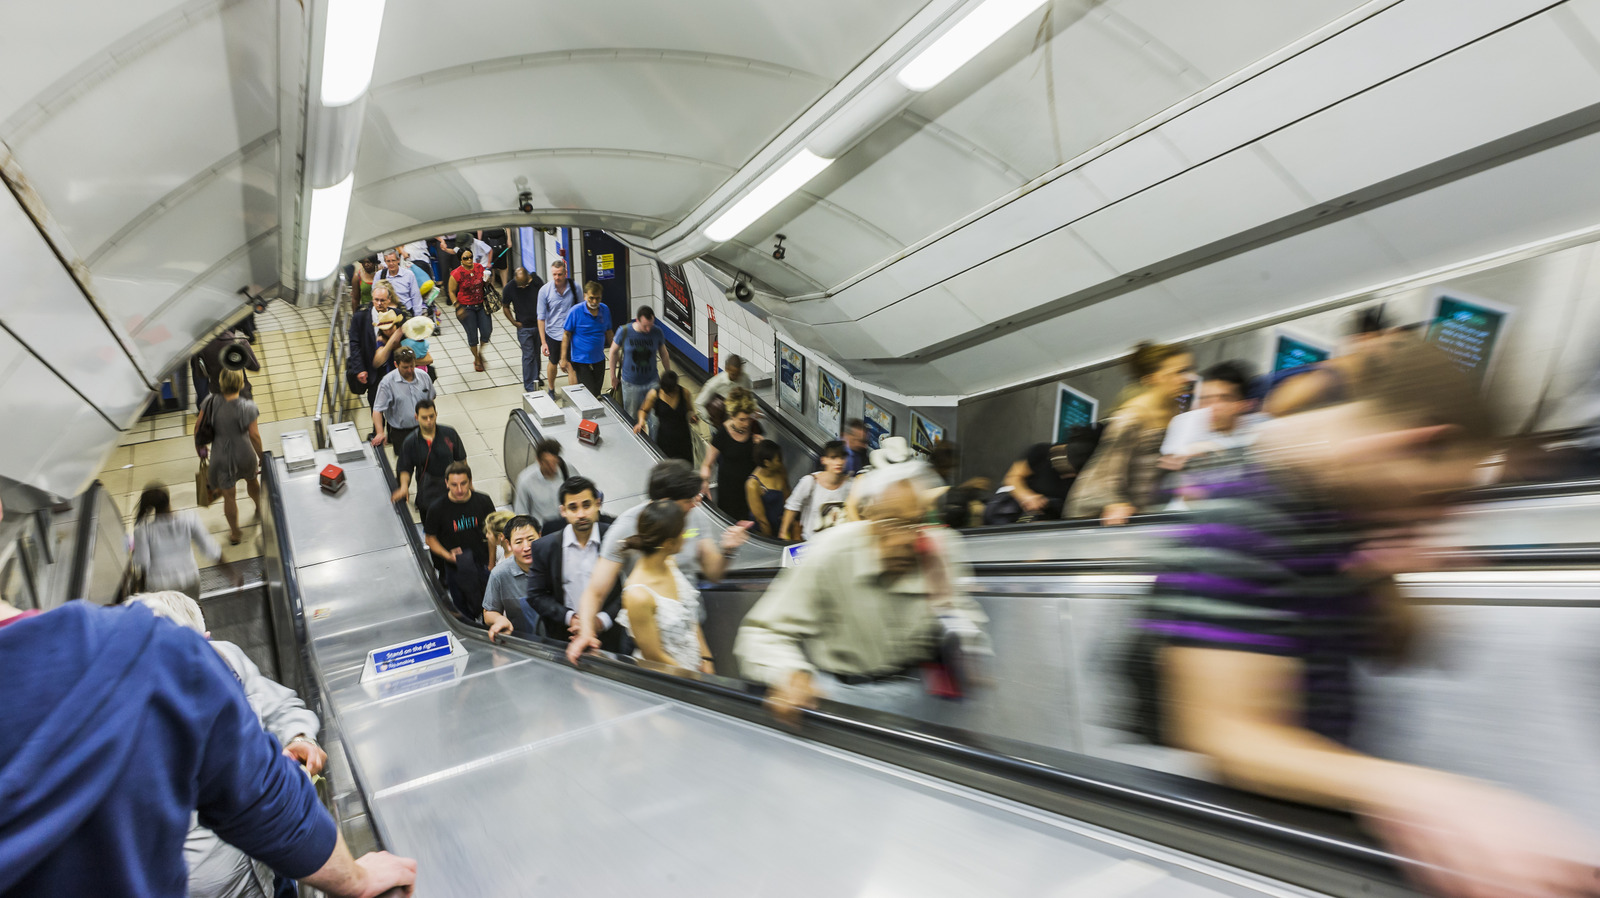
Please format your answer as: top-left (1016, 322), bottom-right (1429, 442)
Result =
top-left (536, 259), bottom-right (580, 393)
top-left (561, 282), bottom-right (612, 398)
top-left (377, 250), bottom-right (425, 317)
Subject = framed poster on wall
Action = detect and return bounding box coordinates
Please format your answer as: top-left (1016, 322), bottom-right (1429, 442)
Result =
top-left (1425, 291), bottom-right (1512, 383)
top-left (816, 368), bottom-right (844, 435)
top-left (910, 411), bottom-right (943, 453)
top-left (862, 398), bottom-right (892, 449)
top-left (1271, 328), bottom-right (1333, 373)
top-left (657, 262), bottom-right (694, 338)
top-left (1052, 384), bottom-right (1098, 444)
top-left (777, 340), bottom-right (803, 411)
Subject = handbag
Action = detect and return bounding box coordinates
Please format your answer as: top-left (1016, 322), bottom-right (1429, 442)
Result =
top-left (195, 459), bottom-right (218, 508)
top-left (193, 394), bottom-right (216, 447)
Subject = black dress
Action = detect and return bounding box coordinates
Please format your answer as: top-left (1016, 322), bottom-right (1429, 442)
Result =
top-left (711, 426), bottom-right (757, 521)
top-left (652, 388), bottom-right (694, 464)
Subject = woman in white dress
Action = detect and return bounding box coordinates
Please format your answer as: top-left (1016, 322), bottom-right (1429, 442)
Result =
top-left (621, 500), bottom-right (714, 673)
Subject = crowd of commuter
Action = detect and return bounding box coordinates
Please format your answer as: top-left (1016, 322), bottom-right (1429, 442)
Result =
top-left (28, 220), bottom-right (1600, 898)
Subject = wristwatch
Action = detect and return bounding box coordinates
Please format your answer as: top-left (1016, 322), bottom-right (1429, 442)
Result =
top-left (286, 734), bottom-right (320, 751)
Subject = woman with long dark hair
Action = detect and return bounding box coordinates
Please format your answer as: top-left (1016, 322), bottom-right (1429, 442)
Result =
top-left (634, 369), bottom-right (698, 463)
top-left (620, 500), bottom-right (713, 672)
top-left (131, 484), bottom-right (221, 598)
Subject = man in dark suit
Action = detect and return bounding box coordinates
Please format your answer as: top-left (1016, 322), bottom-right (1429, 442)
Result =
top-left (526, 476), bottom-right (626, 652)
top-left (346, 282), bottom-right (405, 408)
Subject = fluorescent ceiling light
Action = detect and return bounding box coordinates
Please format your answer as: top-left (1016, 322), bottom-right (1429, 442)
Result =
top-left (321, 0), bottom-right (387, 106)
top-left (897, 0), bottom-right (1050, 92)
top-left (304, 174), bottom-right (355, 281)
top-left (703, 150), bottom-right (833, 243)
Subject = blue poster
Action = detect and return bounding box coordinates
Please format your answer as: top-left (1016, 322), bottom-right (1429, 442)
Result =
top-left (1426, 294), bottom-right (1509, 382)
top-left (1052, 385), bottom-right (1097, 444)
top-left (778, 341), bottom-right (803, 410)
top-left (910, 411), bottom-right (943, 453)
top-left (1273, 333), bottom-right (1331, 372)
top-left (863, 398), bottom-right (892, 449)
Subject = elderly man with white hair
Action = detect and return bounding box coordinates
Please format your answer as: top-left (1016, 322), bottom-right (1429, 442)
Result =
top-left (734, 462), bottom-right (990, 726)
top-left (130, 591), bottom-right (328, 898)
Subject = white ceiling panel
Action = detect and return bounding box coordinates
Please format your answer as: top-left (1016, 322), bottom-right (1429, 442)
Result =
top-left (5, 0), bottom-right (278, 257)
top-left (739, 198), bottom-right (903, 305)
top-left (809, 321), bottom-right (893, 360)
top-left (371, 0), bottom-right (927, 87)
top-left (806, 116), bottom-right (1025, 246)
top-left (360, 60), bottom-right (823, 182)
top-left (348, 155), bottom-right (730, 245)
top-left (915, 331), bottom-right (1058, 395)
top-left (1071, 147), bottom-right (1308, 272)
top-left (1156, 0), bottom-right (1558, 164)
top-left (1105, 0), bottom-right (1365, 82)
top-left (0, 0), bottom-right (191, 124)
top-left (1075, 130), bottom-right (1192, 202)
top-left (1259, 13), bottom-right (1600, 203)
top-left (943, 227), bottom-right (1115, 322)
top-left (1021, 283), bottom-right (1204, 362)
top-left (117, 237), bottom-right (278, 372)
top-left (858, 286), bottom-right (986, 357)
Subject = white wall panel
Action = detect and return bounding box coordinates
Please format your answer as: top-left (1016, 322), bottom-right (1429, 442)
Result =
top-left (859, 286), bottom-right (985, 357)
top-left (1107, 0), bottom-right (1364, 82)
top-left (371, 0), bottom-right (925, 87)
top-left (0, 329), bottom-right (120, 499)
top-left (5, 0), bottom-right (278, 257)
top-left (0, 193), bottom-right (148, 426)
top-left (943, 227), bottom-right (1115, 323)
top-left (1020, 284), bottom-right (1203, 365)
top-left (1260, 13), bottom-right (1600, 203)
top-left (1075, 130), bottom-right (1192, 202)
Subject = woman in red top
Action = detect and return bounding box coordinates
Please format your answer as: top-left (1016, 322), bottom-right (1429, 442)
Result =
top-left (448, 249), bottom-right (493, 371)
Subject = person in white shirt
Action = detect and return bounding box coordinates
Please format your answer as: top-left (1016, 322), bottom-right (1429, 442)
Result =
top-left (131, 485), bottom-right (221, 598)
top-left (511, 438), bottom-right (574, 528)
top-left (1161, 361), bottom-right (1262, 460)
top-left (695, 354), bottom-right (754, 426)
top-left (525, 477), bottom-right (627, 651)
top-left (781, 440), bottom-right (851, 542)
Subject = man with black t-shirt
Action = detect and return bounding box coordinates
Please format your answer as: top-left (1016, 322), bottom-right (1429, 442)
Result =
top-left (1001, 438), bottom-right (1088, 521)
top-left (502, 266), bottom-right (546, 393)
top-left (424, 462), bottom-right (497, 620)
top-left (391, 400), bottom-right (466, 519)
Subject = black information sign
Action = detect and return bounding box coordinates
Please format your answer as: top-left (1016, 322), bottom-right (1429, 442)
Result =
top-left (658, 262), bottom-right (694, 338)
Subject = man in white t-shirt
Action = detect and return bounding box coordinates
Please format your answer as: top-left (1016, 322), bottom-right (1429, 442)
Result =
top-left (781, 441), bottom-right (850, 542)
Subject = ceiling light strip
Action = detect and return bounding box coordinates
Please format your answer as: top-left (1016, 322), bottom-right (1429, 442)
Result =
top-left (897, 0), bottom-right (1050, 92)
top-left (321, 0), bottom-right (387, 107)
top-left (703, 150), bottom-right (834, 243)
top-left (304, 174), bottom-right (355, 281)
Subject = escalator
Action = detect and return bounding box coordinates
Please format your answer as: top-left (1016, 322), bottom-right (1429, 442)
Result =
top-left (259, 435), bottom-right (1428, 897)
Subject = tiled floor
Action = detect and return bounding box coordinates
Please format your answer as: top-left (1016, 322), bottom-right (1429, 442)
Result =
top-left (97, 301), bottom-right (562, 566)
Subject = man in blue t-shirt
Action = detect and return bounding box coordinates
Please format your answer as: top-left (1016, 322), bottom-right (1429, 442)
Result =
top-left (561, 280), bottom-right (613, 397)
top-left (609, 305), bottom-right (671, 425)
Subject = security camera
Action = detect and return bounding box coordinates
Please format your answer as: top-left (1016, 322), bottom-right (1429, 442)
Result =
top-left (518, 191), bottom-right (534, 214)
top-left (772, 234), bottom-right (787, 261)
top-left (237, 285), bottom-right (269, 314)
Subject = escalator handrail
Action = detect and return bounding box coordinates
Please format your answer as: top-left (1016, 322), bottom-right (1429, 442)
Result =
top-left (65, 480), bottom-right (104, 602)
top-left (369, 433), bottom-right (1407, 893)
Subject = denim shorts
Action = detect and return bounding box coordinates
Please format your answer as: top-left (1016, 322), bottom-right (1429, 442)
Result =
top-left (459, 304), bottom-right (492, 346)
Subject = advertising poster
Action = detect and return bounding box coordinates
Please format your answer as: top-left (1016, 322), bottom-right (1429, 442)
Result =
top-left (1426, 291), bottom-right (1511, 382)
top-left (1052, 384), bottom-right (1098, 444)
top-left (778, 340), bottom-right (803, 411)
top-left (910, 411), bottom-right (943, 453)
top-left (862, 398), bottom-right (892, 449)
top-left (816, 368), bottom-right (844, 435)
top-left (1272, 330), bottom-right (1332, 373)
top-left (657, 262), bottom-right (693, 338)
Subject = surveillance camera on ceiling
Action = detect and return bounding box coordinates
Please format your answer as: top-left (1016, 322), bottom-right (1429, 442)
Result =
top-left (518, 190), bottom-right (534, 215)
top-left (772, 233), bottom-right (787, 261)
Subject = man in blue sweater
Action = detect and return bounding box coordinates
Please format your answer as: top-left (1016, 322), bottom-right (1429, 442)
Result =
top-left (0, 599), bottom-right (416, 897)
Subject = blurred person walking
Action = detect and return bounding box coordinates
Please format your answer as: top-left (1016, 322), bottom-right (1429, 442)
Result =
top-left (695, 354), bottom-right (752, 429)
top-left (634, 370), bottom-right (698, 463)
top-left (621, 500), bottom-right (713, 672)
top-left (1126, 341), bottom-right (1600, 898)
top-left (1067, 341), bottom-right (1195, 525)
top-left (349, 254), bottom-right (378, 313)
top-left (131, 484), bottom-right (221, 599)
top-left (736, 464), bottom-right (991, 724)
top-left (512, 438), bottom-right (574, 530)
top-left (196, 368), bottom-right (261, 546)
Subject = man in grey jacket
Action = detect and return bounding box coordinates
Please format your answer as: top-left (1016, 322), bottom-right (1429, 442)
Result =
top-left (131, 591), bottom-right (328, 898)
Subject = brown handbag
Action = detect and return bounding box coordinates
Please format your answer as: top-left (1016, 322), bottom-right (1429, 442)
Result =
top-left (195, 459), bottom-right (218, 508)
